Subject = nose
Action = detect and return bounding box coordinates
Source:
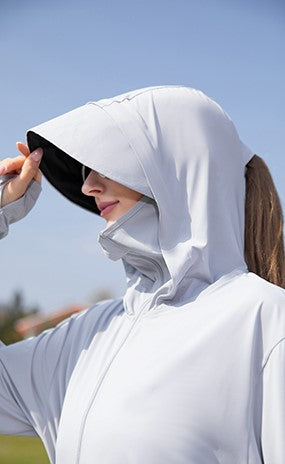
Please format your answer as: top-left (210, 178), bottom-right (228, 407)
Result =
top-left (81, 170), bottom-right (106, 196)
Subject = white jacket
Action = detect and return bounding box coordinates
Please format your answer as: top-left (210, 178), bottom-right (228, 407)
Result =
top-left (0, 85), bottom-right (284, 463)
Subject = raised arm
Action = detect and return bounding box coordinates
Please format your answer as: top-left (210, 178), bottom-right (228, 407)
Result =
top-left (0, 142), bottom-right (43, 239)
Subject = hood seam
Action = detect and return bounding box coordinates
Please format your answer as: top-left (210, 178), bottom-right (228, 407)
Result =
top-left (86, 85), bottom-right (187, 108)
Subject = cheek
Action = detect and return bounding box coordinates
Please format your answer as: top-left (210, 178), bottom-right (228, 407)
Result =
top-left (119, 199), bottom-right (139, 215)
top-left (125, 195), bottom-right (143, 210)
top-left (112, 196), bottom-right (143, 220)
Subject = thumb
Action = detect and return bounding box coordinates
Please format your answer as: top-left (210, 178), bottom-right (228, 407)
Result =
top-left (18, 148), bottom-right (43, 187)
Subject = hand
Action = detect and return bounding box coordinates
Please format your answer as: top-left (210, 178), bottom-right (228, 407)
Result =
top-left (0, 142), bottom-right (43, 207)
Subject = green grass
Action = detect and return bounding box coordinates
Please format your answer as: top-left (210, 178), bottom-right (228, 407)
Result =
top-left (0, 435), bottom-right (49, 463)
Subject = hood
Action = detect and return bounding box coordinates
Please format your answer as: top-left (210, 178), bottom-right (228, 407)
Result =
top-left (26, 85), bottom-right (253, 311)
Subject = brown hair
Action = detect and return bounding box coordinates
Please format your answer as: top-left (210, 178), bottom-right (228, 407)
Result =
top-left (245, 155), bottom-right (285, 288)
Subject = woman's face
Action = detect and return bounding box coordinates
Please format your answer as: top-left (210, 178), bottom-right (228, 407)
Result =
top-left (81, 170), bottom-right (143, 225)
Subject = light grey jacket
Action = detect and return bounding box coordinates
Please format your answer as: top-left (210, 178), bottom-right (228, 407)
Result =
top-left (0, 86), bottom-right (284, 463)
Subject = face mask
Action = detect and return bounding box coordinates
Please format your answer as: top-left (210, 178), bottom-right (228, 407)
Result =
top-left (98, 196), bottom-right (159, 259)
top-left (98, 196), bottom-right (169, 283)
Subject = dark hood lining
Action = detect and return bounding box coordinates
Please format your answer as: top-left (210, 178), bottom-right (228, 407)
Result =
top-left (26, 131), bottom-right (99, 215)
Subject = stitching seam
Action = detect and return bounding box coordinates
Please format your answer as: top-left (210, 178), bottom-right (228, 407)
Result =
top-left (261, 337), bottom-right (285, 371)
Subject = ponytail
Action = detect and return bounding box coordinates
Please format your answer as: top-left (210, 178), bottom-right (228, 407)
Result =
top-left (245, 155), bottom-right (285, 288)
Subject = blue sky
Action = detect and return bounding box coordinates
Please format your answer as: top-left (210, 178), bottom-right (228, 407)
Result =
top-left (0, 0), bottom-right (284, 314)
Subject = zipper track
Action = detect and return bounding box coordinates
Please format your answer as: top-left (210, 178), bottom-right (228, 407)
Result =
top-left (75, 299), bottom-right (150, 463)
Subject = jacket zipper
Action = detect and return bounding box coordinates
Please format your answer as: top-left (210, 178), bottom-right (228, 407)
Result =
top-left (75, 297), bottom-right (151, 463)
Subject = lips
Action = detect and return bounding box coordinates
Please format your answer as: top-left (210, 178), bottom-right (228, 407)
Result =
top-left (97, 201), bottom-right (119, 217)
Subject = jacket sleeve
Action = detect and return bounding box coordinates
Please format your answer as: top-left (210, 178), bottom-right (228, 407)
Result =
top-left (0, 306), bottom-right (94, 461)
top-left (0, 315), bottom-right (78, 434)
top-left (0, 176), bottom-right (42, 239)
top-left (261, 338), bottom-right (285, 463)
top-left (0, 175), bottom-right (47, 438)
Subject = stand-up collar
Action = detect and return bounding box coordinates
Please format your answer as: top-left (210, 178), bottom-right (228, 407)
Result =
top-left (98, 196), bottom-right (170, 316)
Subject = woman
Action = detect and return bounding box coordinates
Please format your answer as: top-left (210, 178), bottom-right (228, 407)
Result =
top-left (0, 85), bottom-right (284, 463)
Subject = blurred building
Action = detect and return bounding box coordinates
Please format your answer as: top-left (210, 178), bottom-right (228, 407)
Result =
top-left (14, 303), bottom-right (87, 338)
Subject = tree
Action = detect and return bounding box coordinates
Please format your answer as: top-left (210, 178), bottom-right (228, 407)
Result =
top-left (0, 290), bottom-right (40, 345)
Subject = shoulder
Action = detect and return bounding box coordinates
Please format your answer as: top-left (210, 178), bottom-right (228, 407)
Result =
top-left (217, 271), bottom-right (285, 354)
top-left (241, 272), bottom-right (285, 307)
top-left (239, 272), bottom-right (285, 357)
top-left (215, 271), bottom-right (285, 314)
top-left (239, 272), bottom-right (285, 322)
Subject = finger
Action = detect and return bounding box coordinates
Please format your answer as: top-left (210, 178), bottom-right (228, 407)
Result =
top-left (18, 148), bottom-right (43, 188)
top-left (34, 168), bottom-right (42, 185)
top-left (16, 142), bottom-right (41, 184)
top-left (16, 141), bottom-right (30, 158)
top-left (0, 155), bottom-right (26, 174)
top-left (5, 153), bottom-right (43, 201)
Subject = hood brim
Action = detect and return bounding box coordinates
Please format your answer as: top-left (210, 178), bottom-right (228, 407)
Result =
top-left (27, 131), bottom-right (99, 214)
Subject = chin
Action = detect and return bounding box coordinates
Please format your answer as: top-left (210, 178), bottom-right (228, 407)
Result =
top-left (106, 214), bottom-right (120, 226)
top-left (106, 219), bottom-right (116, 226)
